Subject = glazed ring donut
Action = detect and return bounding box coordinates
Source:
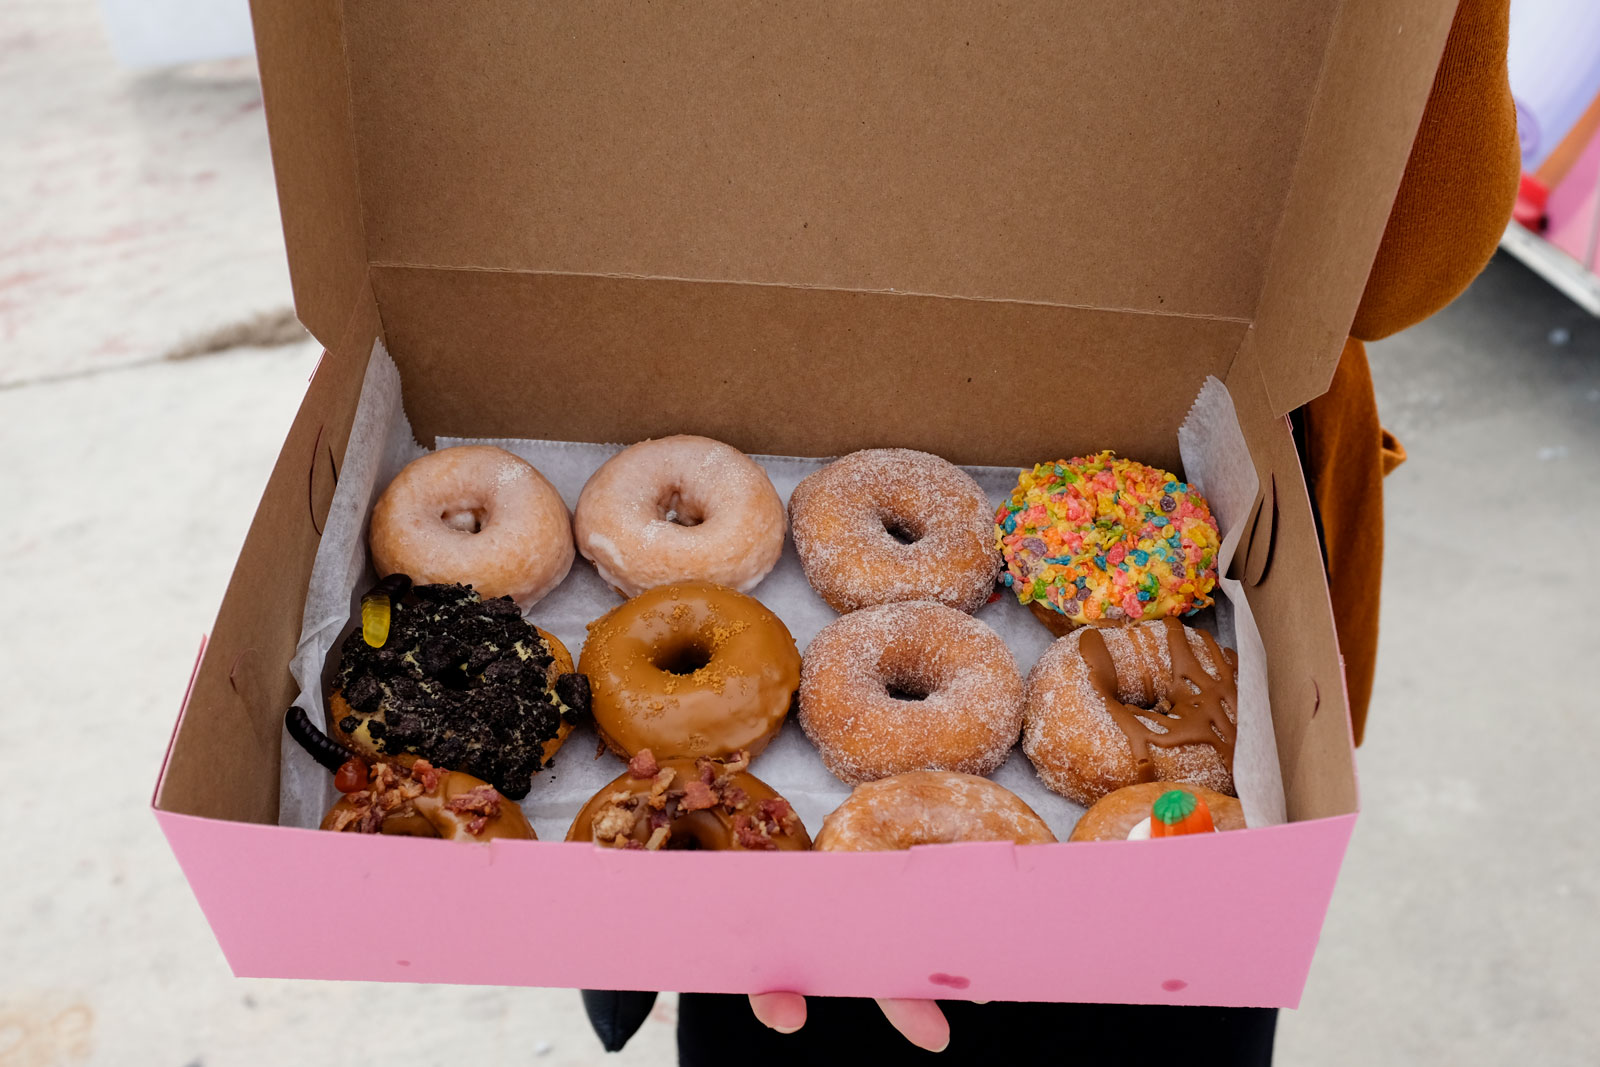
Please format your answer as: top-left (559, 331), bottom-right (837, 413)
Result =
top-left (567, 749), bottom-right (810, 850)
top-left (370, 445), bottom-right (573, 608)
top-left (789, 448), bottom-right (1000, 613)
top-left (574, 435), bottom-right (786, 597)
top-left (330, 582), bottom-right (590, 800)
top-left (321, 760), bottom-right (534, 841)
top-left (813, 771), bottom-right (1055, 850)
top-left (580, 581), bottom-right (800, 760)
top-left (798, 601), bottom-right (1023, 784)
top-left (996, 452), bottom-right (1221, 635)
top-left (1022, 618), bottom-right (1238, 807)
top-left (1068, 782), bottom-right (1245, 842)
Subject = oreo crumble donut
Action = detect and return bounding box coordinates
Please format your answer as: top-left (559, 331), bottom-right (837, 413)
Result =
top-left (330, 582), bottom-right (591, 800)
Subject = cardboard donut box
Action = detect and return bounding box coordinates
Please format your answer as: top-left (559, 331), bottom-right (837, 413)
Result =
top-left (154, 0), bottom-right (1452, 1006)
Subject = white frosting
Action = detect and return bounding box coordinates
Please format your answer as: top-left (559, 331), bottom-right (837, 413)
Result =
top-left (1126, 816), bottom-right (1152, 840)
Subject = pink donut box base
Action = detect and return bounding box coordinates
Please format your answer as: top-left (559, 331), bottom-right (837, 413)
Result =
top-left (150, 0), bottom-right (1453, 1009)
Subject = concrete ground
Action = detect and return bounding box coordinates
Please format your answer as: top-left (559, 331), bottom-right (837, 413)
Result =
top-left (2, 2), bottom-right (1596, 1064)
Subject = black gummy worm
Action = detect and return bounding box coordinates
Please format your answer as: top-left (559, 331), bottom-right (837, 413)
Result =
top-left (285, 705), bottom-right (357, 772)
top-left (366, 573), bottom-right (412, 601)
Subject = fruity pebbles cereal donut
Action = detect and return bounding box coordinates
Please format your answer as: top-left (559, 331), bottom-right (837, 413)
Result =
top-left (996, 452), bottom-right (1221, 635)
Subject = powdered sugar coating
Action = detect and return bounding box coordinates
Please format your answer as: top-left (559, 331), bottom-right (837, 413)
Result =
top-left (1022, 621), bottom-right (1237, 806)
top-left (814, 770), bottom-right (1056, 850)
top-left (369, 445), bottom-right (573, 608)
top-left (574, 436), bottom-right (786, 597)
top-left (789, 448), bottom-right (1001, 613)
top-left (799, 602), bottom-right (1024, 784)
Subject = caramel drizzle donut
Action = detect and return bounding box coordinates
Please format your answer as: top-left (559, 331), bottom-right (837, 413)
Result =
top-left (1067, 782), bottom-right (1245, 842)
top-left (1023, 618), bottom-right (1238, 806)
top-left (369, 445), bottom-right (573, 608)
top-left (789, 448), bottom-right (1001, 614)
top-left (580, 582), bottom-right (800, 760)
top-left (321, 759), bottom-right (535, 841)
top-left (566, 750), bottom-right (810, 851)
top-left (330, 582), bottom-right (590, 800)
top-left (814, 771), bottom-right (1056, 851)
top-left (574, 435), bottom-right (786, 597)
top-left (798, 601), bottom-right (1024, 784)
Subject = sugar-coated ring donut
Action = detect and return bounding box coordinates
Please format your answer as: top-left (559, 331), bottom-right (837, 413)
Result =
top-left (566, 750), bottom-right (810, 850)
top-left (580, 582), bottom-right (801, 760)
top-left (789, 448), bottom-right (1000, 614)
top-left (799, 601), bottom-right (1023, 784)
top-left (321, 761), bottom-right (534, 841)
top-left (1068, 782), bottom-right (1244, 842)
top-left (996, 452), bottom-right (1220, 634)
top-left (330, 582), bottom-right (588, 801)
top-left (813, 770), bottom-right (1055, 850)
top-left (574, 435), bottom-right (786, 597)
top-left (1022, 618), bottom-right (1238, 807)
top-left (370, 445), bottom-right (573, 608)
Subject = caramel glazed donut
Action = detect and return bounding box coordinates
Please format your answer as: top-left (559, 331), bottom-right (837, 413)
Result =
top-left (369, 445), bottom-right (574, 608)
top-left (799, 601), bottom-right (1023, 784)
top-left (322, 758), bottom-right (535, 841)
top-left (574, 435), bottom-right (786, 597)
top-left (580, 582), bottom-right (800, 760)
top-left (815, 771), bottom-right (1056, 850)
top-left (1068, 782), bottom-right (1244, 842)
top-left (568, 749), bottom-right (810, 851)
top-left (789, 448), bottom-right (1000, 613)
top-left (1022, 617), bottom-right (1239, 807)
top-left (330, 581), bottom-right (591, 800)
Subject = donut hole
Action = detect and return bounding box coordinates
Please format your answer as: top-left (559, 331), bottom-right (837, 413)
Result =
top-left (654, 640), bottom-right (714, 676)
top-left (440, 507), bottom-right (487, 534)
top-left (657, 488), bottom-right (705, 528)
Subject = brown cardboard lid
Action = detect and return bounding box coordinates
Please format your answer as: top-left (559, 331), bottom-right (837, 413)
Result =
top-left (255, 0), bottom-right (1455, 414)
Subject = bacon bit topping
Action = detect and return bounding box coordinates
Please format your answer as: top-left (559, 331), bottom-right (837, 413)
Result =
top-left (466, 816), bottom-right (489, 836)
top-left (647, 768), bottom-right (677, 809)
top-left (731, 815), bottom-right (776, 851)
top-left (446, 785), bottom-right (503, 821)
top-left (696, 757), bottom-right (717, 785)
top-left (628, 749), bottom-right (660, 779)
top-left (592, 802), bottom-right (637, 842)
top-left (370, 762), bottom-right (399, 793)
top-left (721, 750), bottom-right (751, 775)
top-left (412, 759), bottom-right (442, 793)
top-left (644, 826), bottom-right (670, 851)
top-left (681, 779), bottom-right (717, 812)
top-left (720, 785), bottom-right (749, 812)
top-left (757, 797), bottom-right (795, 835)
top-left (621, 838), bottom-right (646, 850)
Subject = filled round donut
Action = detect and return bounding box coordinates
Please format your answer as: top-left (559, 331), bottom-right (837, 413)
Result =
top-left (996, 452), bottom-right (1221, 635)
top-left (567, 749), bottom-right (810, 850)
top-left (798, 601), bottom-right (1023, 784)
top-left (814, 770), bottom-right (1055, 850)
top-left (580, 581), bottom-right (800, 760)
top-left (574, 435), bottom-right (786, 597)
top-left (1022, 618), bottom-right (1238, 807)
top-left (329, 582), bottom-right (590, 800)
top-left (1068, 782), bottom-right (1245, 842)
top-left (789, 448), bottom-right (1000, 614)
top-left (321, 759), bottom-right (534, 841)
top-left (369, 445), bottom-right (573, 608)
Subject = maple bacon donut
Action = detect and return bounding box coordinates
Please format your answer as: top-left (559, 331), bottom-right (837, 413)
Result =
top-left (580, 582), bottom-right (801, 760)
top-left (567, 750), bottom-right (810, 850)
top-left (1068, 782), bottom-right (1245, 842)
top-left (790, 449), bottom-right (1000, 613)
top-left (799, 601), bottom-right (1023, 784)
top-left (1023, 618), bottom-right (1238, 806)
top-left (370, 445), bottom-right (573, 608)
top-left (814, 771), bottom-right (1056, 850)
top-left (321, 759), bottom-right (534, 841)
top-left (574, 436), bottom-right (786, 597)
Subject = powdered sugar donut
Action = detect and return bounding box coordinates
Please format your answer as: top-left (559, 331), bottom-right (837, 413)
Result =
top-left (814, 771), bottom-right (1055, 850)
top-left (1023, 618), bottom-right (1238, 807)
top-left (574, 436), bottom-right (785, 597)
top-left (789, 448), bottom-right (999, 614)
top-left (369, 446), bottom-right (573, 608)
top-left (798, 601), bottom-right (1023, 784)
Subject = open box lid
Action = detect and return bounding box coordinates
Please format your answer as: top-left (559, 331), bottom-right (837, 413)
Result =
top-left (254, 0), bottom-right (1456, 418)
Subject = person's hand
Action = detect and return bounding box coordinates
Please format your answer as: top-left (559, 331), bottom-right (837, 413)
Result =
top-left (748, 992), bottom-right (950, 1053)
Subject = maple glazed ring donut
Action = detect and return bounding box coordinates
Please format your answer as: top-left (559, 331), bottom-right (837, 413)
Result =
top-left (789, 448), bottom-right (1000, 614)
top-left (814, 771), bottom-right (1056, 850)
top-left (1022, 618), bottom-right (1239, 807)
top-left (798, 601), bottom-right (1024, 784)
top-left (566, 750), bottom-right (810, 851)
top-left (579, 582), bottom-right (801, 760)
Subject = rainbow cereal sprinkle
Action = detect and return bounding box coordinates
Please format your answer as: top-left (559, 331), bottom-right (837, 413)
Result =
top-left (994, 452), bottom-right (1220, 625)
